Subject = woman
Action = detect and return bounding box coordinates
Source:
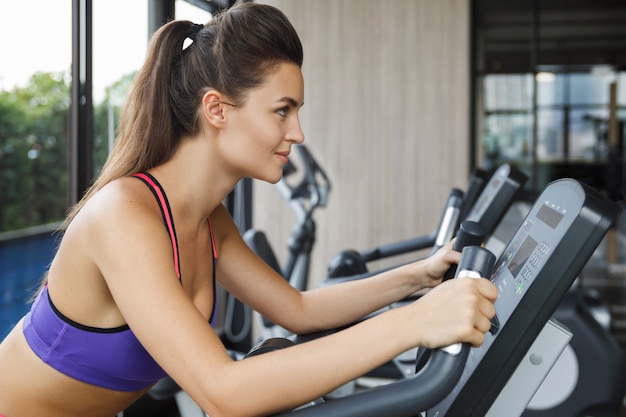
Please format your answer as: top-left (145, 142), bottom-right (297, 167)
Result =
top-left (0, 3), bottom-right (497, 417)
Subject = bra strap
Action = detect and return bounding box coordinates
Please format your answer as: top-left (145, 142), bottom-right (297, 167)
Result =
top-left (132, 172), bottom-right (181, 280)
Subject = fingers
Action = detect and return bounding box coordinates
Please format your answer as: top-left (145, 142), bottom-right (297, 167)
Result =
top-left (443, 278), bottom-right (498, 347)
top-left (477, 277), bottom-right (499, 302)
top-left (468, 280), bottom-right (498, 346)
top-left (412, 277), bottom-right (498, 349)
top-left (427, 241), bottom-right (462, 279)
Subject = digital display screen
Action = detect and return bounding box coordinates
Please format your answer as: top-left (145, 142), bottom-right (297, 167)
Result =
top-left (507, 236), bottom-right (538, 277)
top-left (537, 204), bottom-right (564, 229)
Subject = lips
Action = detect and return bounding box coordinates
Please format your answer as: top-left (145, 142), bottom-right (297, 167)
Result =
top-left (276, 153), bottom-right (289, 165)
top-left (275, 150), bottom-right (290, 164)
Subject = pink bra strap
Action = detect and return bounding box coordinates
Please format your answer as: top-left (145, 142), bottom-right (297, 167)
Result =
top-left (132, 172), bottom-right (181, 279)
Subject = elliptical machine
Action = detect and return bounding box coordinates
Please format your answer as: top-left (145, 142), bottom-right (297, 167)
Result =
top-left (247, 178), bottom-right (624, 417)
top-left (318, 165), bottom-right (625, 416)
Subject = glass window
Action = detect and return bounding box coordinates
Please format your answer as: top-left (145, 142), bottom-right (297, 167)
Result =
top-left (537, 109), bottom-right (563, 160)
top-left (484, 74), bottom-right (533, 111)
top-left (90, 1), bottom-right (213, 175)
top-left (482, 74), bottom-right (533, 169)
top-left (176, 0), bottom-right (214, 22)
top-left (0, 1), bottom-right (72, 232)
top-left (482, 113), bottom-right (533, 167)
top-left (570, 107), bottom-right (609, 161)
top-left (568, 72), bottom-right (616, 105)
top-left (92, 1), bottom-right (149, 175)
top-left (536, 72), bottom-right (566, 107)
top-left (481, 69), bottom-right (625, 189)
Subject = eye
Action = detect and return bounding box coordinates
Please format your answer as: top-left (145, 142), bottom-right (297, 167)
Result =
top-left (277, 107), bottom-right (289, 117)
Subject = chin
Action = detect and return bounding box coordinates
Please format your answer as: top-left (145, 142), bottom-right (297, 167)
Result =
top-left (255, 170), bottom-right (283, 184)
top-left (267, 174), bottom-right (282, 184)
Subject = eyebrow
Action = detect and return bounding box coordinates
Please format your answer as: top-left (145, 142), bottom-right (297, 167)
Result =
top-left (278, 97), bottom-right (304, 108)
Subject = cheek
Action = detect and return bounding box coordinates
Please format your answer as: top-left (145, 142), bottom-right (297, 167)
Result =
top-left (241, 118), bottom-right (282, 149)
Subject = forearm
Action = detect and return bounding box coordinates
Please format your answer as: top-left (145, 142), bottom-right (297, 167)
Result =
top-left (206, 306), bottom-right (414, 417)
top-left (293, 261), bottom-right (429, 333)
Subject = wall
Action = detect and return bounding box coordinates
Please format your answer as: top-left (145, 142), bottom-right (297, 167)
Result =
top-left (254, 0), bottom-right (471, 287)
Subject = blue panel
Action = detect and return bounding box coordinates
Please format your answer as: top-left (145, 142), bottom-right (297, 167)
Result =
top-left (0, 234), bottom-right (57, 340)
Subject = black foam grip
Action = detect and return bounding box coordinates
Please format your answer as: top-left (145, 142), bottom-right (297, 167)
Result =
top-left (443, 221), bottom-right (486, 280)
top-left (456, 246), bottom-right (495, 278)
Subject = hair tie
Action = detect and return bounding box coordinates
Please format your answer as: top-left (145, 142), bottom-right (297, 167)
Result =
top-left (189, 23), bottom-right (204, 41)
top-left (183, 23), bottom-right (204, 50)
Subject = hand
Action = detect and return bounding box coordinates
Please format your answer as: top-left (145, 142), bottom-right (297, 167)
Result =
top-left (409, 277), bottom-right (498, 349)
top-left (422, 239), bottom-right (462, 287)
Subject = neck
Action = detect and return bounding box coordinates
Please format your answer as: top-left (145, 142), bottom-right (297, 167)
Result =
top-left (149, 134), bottom-right (241, 227)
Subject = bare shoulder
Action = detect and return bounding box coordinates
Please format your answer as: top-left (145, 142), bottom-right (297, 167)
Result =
top-left (85, 176), bottom-right (158, 219)
top-left (66, 177), bottom-right (169, 267)
top-left (75, 177), bottom-right (161, 233)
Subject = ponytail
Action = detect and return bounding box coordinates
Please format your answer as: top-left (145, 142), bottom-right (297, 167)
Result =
top-left (62, 3), bottom-right (302, 229)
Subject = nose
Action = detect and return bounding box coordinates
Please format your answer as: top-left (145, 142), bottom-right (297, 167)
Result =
top-left (286, 117), bottom-right (305, 144)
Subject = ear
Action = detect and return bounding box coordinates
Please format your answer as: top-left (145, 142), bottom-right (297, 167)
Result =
top-left (201, 90), bottom-right (229, 129)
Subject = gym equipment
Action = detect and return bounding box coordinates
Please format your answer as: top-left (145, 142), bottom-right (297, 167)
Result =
top-left (367, 194), bottom-right (626, 416)
top-left (411, 220), bottom-right (488, 374)
top-left (271, 178), bottom-right (621, 416)
top-left (484, 200), bottom-right (626, 417)
top-left (521, 288), bottom-right (625, 417)
top-left (426, 178), bottom-right (624, 417)
top-left (325, 163), bottom-right (528, 280)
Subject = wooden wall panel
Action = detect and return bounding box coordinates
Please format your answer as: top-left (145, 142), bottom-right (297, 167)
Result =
top-left (253, 0), bottom-right (471, 287)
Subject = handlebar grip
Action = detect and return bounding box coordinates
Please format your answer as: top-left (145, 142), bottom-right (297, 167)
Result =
top-left (443, 221), bottom-right (486, 280)
top-left (436, 246), bottom-right (496, 354)
top-left (456, 245), bottom-right (495, 279)
top-left (416, 245), bottom-right (495, 372)
top-left (429, 188), bottom-right (465, 255)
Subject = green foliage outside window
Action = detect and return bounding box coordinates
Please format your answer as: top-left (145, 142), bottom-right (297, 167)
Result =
top-left (0, 71), bottom-right (135, 233)
top-left (0, 72), bottom-right (70, 232)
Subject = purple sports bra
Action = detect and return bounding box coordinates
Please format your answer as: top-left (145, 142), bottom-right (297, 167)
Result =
top-left (22, 172), bottom-right (218, 392)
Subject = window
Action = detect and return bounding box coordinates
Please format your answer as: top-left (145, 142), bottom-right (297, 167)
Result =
top-left (0, 1), bottom-right (72, 232)
top-left (473, 0), bottom-right (626, 194)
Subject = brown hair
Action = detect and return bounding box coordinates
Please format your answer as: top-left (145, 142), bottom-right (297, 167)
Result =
top-left (62, 2), bottom-right (303, 228)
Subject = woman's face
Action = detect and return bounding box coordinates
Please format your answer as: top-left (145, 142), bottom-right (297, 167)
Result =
top-left (221, 62), bottom-right (305, 184)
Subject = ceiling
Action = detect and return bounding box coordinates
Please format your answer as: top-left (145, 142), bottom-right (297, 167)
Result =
top-left (474, 0), bottom-right (626, 73)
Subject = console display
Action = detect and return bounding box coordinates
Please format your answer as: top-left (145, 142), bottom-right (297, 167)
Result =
top-left (507, 235), bottom-right (538, 278)
top-left (536, 203), bottom-right (564, 229)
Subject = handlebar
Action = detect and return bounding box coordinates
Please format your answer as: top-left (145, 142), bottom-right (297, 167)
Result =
top-left (279, 347), bottom-right (469, 417)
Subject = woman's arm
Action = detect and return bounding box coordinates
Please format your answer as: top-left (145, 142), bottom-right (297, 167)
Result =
top-left (212, 203), bottom-right (463, 334)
